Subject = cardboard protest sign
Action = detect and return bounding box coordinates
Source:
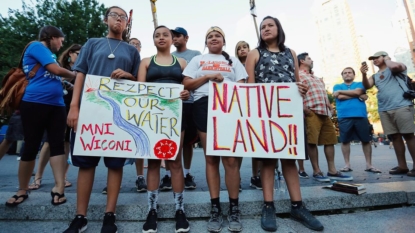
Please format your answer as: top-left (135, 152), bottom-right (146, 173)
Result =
top-left (73, 75), bottom-right (183, 160)
top-left (206, 81), bottom-right (305, 159)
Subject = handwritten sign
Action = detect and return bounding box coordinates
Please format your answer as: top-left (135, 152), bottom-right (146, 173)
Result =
top-left (73, 75), bottom-right (183, 160)
top-left (206, 81), bottom-right (305, 159)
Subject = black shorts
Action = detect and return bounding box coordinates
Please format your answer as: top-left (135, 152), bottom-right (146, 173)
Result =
top-left (192, 96), bottom-right (208, 133)
top-left (183, 103), bottom-right (198, 145)
top-left (338, 118), bottom-right (371, 143)
top-left (69, 130), bottom-right (127, 169)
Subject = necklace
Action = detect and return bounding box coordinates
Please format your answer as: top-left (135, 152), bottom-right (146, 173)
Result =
top-left (106, 37), bottom-right (122, 59)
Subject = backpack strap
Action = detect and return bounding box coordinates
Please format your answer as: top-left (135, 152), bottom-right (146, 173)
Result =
top-left (19, 41), bottom-right (41, 79)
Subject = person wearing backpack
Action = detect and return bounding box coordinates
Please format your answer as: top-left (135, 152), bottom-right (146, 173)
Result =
top-left (5, 25), bottom-right (76, 207)
top-left (362, 51), bottom-right (415, 177)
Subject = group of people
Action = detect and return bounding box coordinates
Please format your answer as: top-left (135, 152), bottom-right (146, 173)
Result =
top-left (1, 4), bottom-right (415, 233)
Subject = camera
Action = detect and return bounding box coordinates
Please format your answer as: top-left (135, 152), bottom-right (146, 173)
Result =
top-left (403, 90), bottom-right (415, 100)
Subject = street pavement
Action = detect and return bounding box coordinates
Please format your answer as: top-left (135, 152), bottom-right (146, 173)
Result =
top-left (0, 143), bottom-right (414, 233)
top-left (0, 143), bottom-right (413, 194)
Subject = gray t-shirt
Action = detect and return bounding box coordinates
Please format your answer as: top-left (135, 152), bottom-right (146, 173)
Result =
top-left (173, 49), bottom-right (201, 103)
top-left (374, 67), bottom-right (413, 111)
top-left (74, 37), bottom-right (140, 77)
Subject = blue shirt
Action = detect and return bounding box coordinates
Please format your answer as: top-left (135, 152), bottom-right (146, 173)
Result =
top-left (22, 42), bottom-right (64, 106)
top-left (333, 82), bottom-right (367, 118)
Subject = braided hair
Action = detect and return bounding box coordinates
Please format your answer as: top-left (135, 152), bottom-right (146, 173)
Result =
top-left (38, 26), bottom-right (65, 50)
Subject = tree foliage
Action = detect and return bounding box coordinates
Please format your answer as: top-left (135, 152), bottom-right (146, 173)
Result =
top-left (0, 0), bottom-right (108, 80)
top-left (366, 87), bottom-right (379, 123)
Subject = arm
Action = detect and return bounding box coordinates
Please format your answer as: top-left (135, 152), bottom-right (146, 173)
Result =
top-left (45, 63), bottom-right (76, 79)
top-left (384, 56), bottom-right (406, 73)
top-left (137, 58), bottom-right (150, 82)
top-left (291, 49), bottom-right (300, 82)
top-left (111, 69), bottom-right (136, 81)
top-left (182, 76), bottom-right (210, 91)
top-left (67, 72), bottom-right (86, 131)
top-left (337, 94), bottom-right (353, 100)
top-left (245, 49), bottom-right (259, 83)
top-left (360, 63), bottom-right (374, 89)
top-left (336, 89), bottom-right (363, 97)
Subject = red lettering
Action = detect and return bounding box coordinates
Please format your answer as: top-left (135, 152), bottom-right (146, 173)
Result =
top-left (93, 138), bottom-right (101, 150)
top-left (276, 86), bottom-right (292, 118)
top-left (213, 117), bottom-right (230, 151)
top-left (124, 140), bottom-right (132, 151)
top-left (232, 120), bottom-right (247, 152)
top-left (212, 82), bottom-right (228, 113)
top-left (269, 120), bottom-right (287, 152)
top-left (246, 119), bottom-right (268, 152)
top-left (102, 140), bottom-right (108, 150)
top-left (116, 141), bottom-right (123, 150)
top-left (239, 86), bottom-right (257, 117)
top-left (80, 136), bottom-right (94, 151)
top-left (81, 124), bottom-right (92, 135)
top-left (108, 140), bottom-right (116, 150)
top-left (104, 123), bottom-right (114, 135)
top-left (262, 85), bottom-right (274, 118)
top-left (228, 85), bottom-right (243, 117)
top-left (256, 85), bottom-right (261, 118)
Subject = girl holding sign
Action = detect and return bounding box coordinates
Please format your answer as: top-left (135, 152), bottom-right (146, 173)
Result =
top-left (65, 6), bottom-right (140, 233)
top-left (245, 16), bottom-right (324, 232)
top-left (138, 25), bottom-right (190, 233)
top-left (182, 26), bottom-right (247, 233)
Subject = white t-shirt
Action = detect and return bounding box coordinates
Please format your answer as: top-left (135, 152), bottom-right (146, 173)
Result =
top-left (183, 53), bottom-right (247, 101)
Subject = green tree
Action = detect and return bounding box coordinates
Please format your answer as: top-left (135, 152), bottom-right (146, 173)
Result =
top-left (0, 0), bottom-right (108, 80)
top-left (366, 87), bottom-right (379, 123)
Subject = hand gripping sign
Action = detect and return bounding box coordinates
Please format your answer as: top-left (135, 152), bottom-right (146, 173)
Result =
top-left (206, 81), bottom-right (305, 159)
top-left (73, 75), bottom-right (183, 160)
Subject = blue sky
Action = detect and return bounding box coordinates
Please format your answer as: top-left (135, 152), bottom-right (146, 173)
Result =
top-left (0, 0), bottom-right (401, 74)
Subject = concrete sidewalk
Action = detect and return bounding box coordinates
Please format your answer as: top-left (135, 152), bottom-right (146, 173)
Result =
top-left (1, 206), bottom-right (414, 233)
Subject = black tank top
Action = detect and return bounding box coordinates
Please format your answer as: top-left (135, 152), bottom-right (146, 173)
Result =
top-left (254, 47), bottom-right (295, 83)
top-left (146, 55), bottom-right (183, 84)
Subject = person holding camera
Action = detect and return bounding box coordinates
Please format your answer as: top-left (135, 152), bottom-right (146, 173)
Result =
top-left (362, 51), bottom-right (415, 177)
top-left (333, 67), bottom-right (381, 173)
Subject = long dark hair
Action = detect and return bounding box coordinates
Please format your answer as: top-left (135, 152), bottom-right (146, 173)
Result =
top-left (38, 26), bottom-right (65, 50)
top-left (257, 16), bottom-right (286, 52)
top-left (58, 44), bottom-right (82, 70)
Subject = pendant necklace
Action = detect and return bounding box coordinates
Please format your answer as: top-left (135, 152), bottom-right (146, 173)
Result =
top-left (107, 37), bottom-right (122, 59)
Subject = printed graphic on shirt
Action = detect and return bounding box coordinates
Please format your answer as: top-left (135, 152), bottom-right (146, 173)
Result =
top-left (200, 61), bottom-right (232, 72)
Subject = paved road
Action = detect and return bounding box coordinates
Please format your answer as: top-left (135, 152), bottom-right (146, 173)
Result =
top-left (0, 144), bottom-right (414, 194)
top-left (1, 206), bottom-right (414, 233)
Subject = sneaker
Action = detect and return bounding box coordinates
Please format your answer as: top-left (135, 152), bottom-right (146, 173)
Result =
top-left (63, 215), bottom-right (88, 233)
top-left (102, 187), bottom-right (107, 194)
top-left (313, 172), bottom-right (330, 182)
top-left (261, 205), bottom-right (277, 232)
top-left (175, 210), bottom-right (190, 233)
top-left (184, 173), bottom-right (197, 189)
top-left (142, 209), bottom-right (157, 233)
top-left (327, 171), bottom-right (353, 181)
top-left (290, 205), bottom-right (324, 231)
top-left (207, 207), bottom-right (223, 232)
top-left (159, 175), bottom-right (172, 191)
top-left (136, 176), bottom-right (147, 192)
top-left (227, 206), bottom-right (242, 232)
top-left (298, 171), bottom-right (309, 179)
top-left (250, 176), bottom-right (263, 189)
top-left (101, 212), bottom-right (117, 233)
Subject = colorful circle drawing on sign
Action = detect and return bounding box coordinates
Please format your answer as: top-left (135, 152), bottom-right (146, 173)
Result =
top-left (153, 139), bottom-right (178, 159)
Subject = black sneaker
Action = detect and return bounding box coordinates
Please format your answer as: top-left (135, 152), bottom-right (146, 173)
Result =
top-left (250, 176), bottom-right (262, 189)
top-left (142, 209), bottom-right (158, 233)
top-left (298, 171), bottom-right (309, 179)
top-left (159, 175), bottom-right (172, 191)
top-left (136, 176), bottom-right (147, 192)
top-left (63, 215), bottom-right (88, 233)
top-left (184, 173), bottom-right (196, 189)
top-left (101, 212), bottom-right (117, 233)
top-left (290, 205), bottom-right (324, 231)
top-left (261, 205), bottom-right (277, 232)
top-left (102, 187), bottom-right (107, 194)
top-left (175, 210), bottom-right (190, 233)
